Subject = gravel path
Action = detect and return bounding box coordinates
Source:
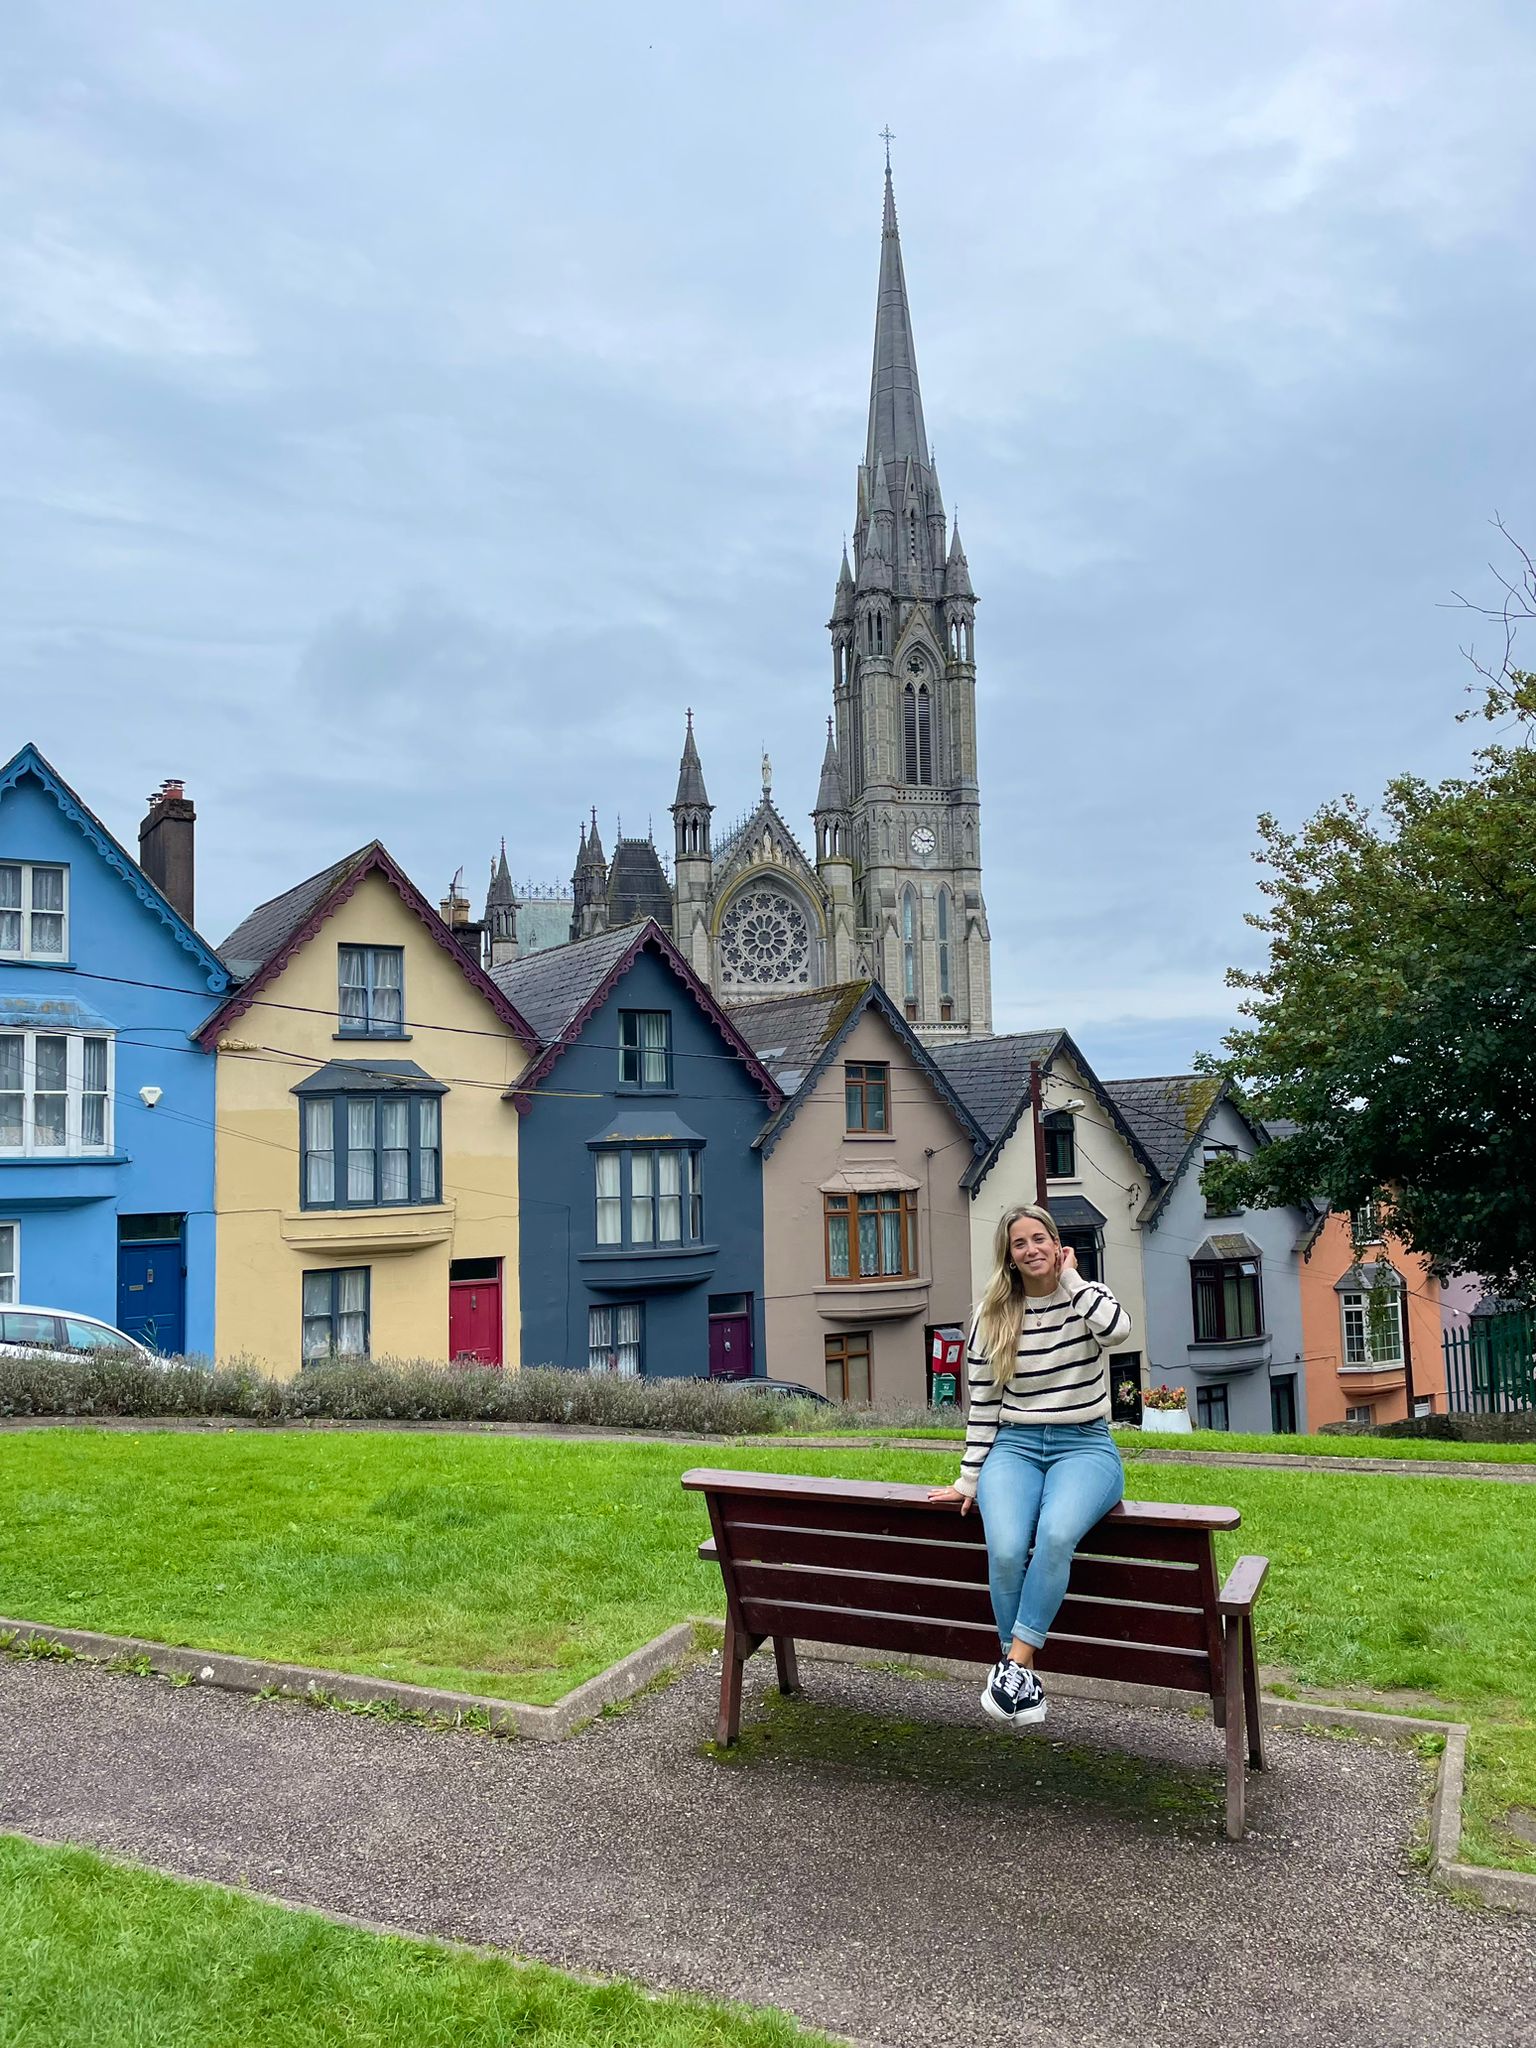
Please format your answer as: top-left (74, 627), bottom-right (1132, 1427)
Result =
top-left (3, 1653), bottom-right (1533, 2048)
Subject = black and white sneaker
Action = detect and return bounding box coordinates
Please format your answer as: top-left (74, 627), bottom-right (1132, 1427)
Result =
top-left (980, 1657), bottom-right (1047, 1727)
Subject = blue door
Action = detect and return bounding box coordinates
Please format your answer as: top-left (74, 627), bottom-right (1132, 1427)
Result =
top-left (116, 1220), bottom-right (185, 1355)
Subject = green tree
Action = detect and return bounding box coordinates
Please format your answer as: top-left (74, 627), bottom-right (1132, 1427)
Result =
top-left (1205, 541), bottom-right (1536, 1292)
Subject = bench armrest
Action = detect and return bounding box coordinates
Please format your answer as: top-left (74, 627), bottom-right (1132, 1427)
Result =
top-left (698, 1537), bottom-right (719, 1564)
top-left (1218, 1554), bottom-right (1269, 1617)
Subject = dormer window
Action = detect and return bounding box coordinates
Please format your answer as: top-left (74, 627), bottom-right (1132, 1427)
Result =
top-left (0, 863), bottom-right (67, 961)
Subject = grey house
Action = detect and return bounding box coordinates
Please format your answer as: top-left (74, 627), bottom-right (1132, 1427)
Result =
top-left (1106, 1076), bottom-right (1318, 1434)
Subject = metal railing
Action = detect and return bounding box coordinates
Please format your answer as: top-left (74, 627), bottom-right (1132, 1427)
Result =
top-left (1443, 1309), bottom-right (1536, 1414)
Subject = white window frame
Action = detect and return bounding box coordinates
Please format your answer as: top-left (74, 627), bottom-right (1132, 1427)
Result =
top-left (0, 861), bottom-right (69, 962)
top-left (0, 1030), bottom-right (114, 1156)
top-left (1341, 1289), bottom-right (1404, 1368)
top-left (1345, 1403), bottom-right (1374, 1425)
top-left (0, 1220), bottom-right (17, 1304)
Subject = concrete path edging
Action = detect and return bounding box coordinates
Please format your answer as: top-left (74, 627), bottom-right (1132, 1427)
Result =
top-left (0, 1616), bottom-right (700, 1743)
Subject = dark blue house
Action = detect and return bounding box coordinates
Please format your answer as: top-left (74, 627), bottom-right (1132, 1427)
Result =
top-left (491, 919), bottom-right (781, 1375)
top-left (0, 745), bottom-right (228, 1352)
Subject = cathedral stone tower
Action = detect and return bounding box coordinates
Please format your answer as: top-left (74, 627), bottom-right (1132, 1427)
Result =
top-left (830, 163), bottom-right (991, 1035)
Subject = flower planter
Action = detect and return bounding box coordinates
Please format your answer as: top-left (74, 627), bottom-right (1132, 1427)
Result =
top-left (1141, 1408), bottom-right (1193, 1433)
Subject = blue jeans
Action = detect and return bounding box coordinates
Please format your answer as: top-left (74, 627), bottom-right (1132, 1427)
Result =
top-left (974, 1422), bottom-right (1125, 1651)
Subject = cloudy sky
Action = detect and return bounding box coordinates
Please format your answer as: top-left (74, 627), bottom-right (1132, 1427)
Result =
top-left (5, 1), bottom-right (1534, 1076)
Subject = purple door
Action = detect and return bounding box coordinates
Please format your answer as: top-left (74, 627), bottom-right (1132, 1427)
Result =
top-left (708, 1313), bottom-right (752, 1379)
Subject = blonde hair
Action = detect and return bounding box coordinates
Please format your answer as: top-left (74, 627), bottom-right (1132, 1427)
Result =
top-left (974, 1204), bottom-right (1061, 1387)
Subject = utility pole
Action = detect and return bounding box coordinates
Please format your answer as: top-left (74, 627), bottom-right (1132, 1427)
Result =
top-left (1029, 1061), bottom-right (1049, 1208)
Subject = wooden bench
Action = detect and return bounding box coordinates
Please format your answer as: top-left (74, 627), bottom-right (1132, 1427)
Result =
top-left (684, 1467), bottom-right (1270, 1839)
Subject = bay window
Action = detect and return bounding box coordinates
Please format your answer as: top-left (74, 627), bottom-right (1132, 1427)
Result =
top-left (824, 1188), bottom-right (919, 1282)
top-left (593, 1147), bottom-right (704, 1249)
top-left (0, 1030), bottom-right (113, 1154)
top-left (1341, 1288), bottom-right (1404, 1367)
top-left (1192, 1257), bottom-right (1263, 1342)
top-left (299, 1088), bottom-right (441, 1209)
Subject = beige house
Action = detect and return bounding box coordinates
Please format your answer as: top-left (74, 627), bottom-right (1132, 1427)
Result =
top-left (932, 1032), bottom-right (1159, 1403)
top-left (731, 983), bottom-right (985, 1406)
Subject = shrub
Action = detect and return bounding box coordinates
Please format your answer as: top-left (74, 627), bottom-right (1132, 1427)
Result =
top-left (0, 1352), bottom-right (796, 1435)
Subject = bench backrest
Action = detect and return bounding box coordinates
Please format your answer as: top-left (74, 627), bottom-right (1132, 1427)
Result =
top-left (684, 1468), bottom-right (1240, 1702)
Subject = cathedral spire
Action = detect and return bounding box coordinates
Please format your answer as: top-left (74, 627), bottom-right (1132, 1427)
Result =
top-left (673, 707), bottom-right (710, 809)
top-left (865, 163), bottom-right (929, 478)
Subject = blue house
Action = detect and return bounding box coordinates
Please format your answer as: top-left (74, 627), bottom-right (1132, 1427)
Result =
top-left (1106, 1075), bottom-right (1318, 1434)
top-left (0, 746), bottom-right (228, 1353)
top-left (491, 919), bottom-right (782, 1375)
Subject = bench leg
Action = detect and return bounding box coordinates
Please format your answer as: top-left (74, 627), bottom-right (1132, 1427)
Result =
top-left (1223, 1613), bottom-right (1247, 1840)
top-left (772, 1634), bottom-right (800, 1696)
top-left (1242, 1614), bottom-right (1267, 1771)
top-left (717, 1613), bottom-right (748, 1747)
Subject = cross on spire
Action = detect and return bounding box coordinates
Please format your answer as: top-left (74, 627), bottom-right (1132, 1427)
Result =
top-left (879, 124), bottom-right (895, 169)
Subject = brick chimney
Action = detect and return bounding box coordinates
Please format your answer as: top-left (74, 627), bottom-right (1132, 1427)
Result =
top-left (139, 779), bottom-right (196, 925)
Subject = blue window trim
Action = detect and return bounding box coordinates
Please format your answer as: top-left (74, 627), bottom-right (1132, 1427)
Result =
top-left (301, 1266), bottom-right (371, 1360)
top-left (299, 1092), bottom-right (443, 1211)
top-left (337, 944), bottom-right (406, 1039)
top-left (590, 1142), bottom-right (704, 1251)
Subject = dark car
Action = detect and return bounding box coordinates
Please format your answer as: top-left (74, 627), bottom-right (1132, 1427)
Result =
top-left (716, 1375), bottom-right (834, 1405)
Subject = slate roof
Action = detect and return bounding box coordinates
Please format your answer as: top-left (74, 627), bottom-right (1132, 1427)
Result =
top-left (928, 1032), bottom-right (1063, 1144)
top-left (488, 917), bottom-right (783, 1111)
top-left (606, 839), bottom-right (672, 931)
top-left (219, 847), bottom-right (371, 979)
top-left (488, 923), bottom-right (651, 1045)
top-left (730, 981), bottom-right (987, 1160)
top-left (198, 842), bottom-right (539, 1054)
top-left (726, 983), bottom-right (869, 1096)
top-left (1104, 1074), bottom-right (1309, 1228)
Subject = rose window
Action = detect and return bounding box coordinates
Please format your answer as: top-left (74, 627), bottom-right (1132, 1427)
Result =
top-left (719, 888), bottom-right (812, 986)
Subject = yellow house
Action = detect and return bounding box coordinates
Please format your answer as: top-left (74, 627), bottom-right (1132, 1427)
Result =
top-left (198, 843), bottom-right (539, 1374)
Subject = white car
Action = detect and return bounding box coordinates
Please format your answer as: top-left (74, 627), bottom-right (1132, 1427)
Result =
top-left (0, 1304), bottom-right (160, 1366)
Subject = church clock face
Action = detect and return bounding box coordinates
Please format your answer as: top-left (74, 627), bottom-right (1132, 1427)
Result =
top-left (909, 826), bottom-right (936, 857)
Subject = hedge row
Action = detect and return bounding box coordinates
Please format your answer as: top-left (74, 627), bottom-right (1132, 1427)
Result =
top-left (0, 1354), bottom-right (817, 1434)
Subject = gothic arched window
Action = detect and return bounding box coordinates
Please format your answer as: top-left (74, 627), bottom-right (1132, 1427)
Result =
top-left (718, 886), bottom-right (814, 990)
top-left (937, 887), bottom-right (952, 1001)
top-left (901, 886), bottom-right (918, 1004)
top-left (903, 658), bottom-right (933, 785)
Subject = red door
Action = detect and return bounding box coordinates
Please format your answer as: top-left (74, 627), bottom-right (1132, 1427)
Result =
top-left (449, 1269), bottom-right (502, 1365)
top-left (708, 1314), bottom-right (751, 1379)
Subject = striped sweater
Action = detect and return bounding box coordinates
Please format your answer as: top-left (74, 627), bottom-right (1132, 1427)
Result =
top-left (954, 1265), bottom-right (1132, 1498)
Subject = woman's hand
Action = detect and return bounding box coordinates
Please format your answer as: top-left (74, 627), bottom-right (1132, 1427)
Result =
top-left (1056, 1243), bottom-right (1078, 1279)
top-left (926, 1484), bottom-right (973, 1515)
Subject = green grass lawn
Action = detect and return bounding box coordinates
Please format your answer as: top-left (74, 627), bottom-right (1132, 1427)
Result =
top-left (0, 1834), bottom-right (826, 2047)
top-left (2, 1429), bottom-right (1532, 1873)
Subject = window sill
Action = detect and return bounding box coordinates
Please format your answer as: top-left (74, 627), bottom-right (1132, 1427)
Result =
top-left (332, 1032), bottom-right (413, 1043)
top-left (577, 1243), bottom-right (720, 1292)
top-left (843, 1131), bottom-right (897, 1143)
top-left (0, 957), bottom-right (76, 971)
top-left (1186, 1334), bottom-right (1271, 1375)
top-left (0, 1151), bottom-right (127, 1167)
top-left (614, 1086), bottom-right (677, 1098)
top-left (281, 1206), bottom-right (454, 1255)
top-left (814, 1276), bottom-right (931, 1322)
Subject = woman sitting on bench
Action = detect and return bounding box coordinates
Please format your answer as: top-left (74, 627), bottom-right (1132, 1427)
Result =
top-left (928, 1204), bottom-right (1131, 1727)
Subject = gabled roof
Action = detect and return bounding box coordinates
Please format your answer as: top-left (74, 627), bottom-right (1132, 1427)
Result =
top-left (729, 980), bottom-right (988, 1160)
top-left (489, 917), bottom-right (782, 1113)
top-left (930, 1029), bottom-right (1164, 1194)
top-left (196, 841), bottom-right (539, 1053)
top-left (711, 795), bottom-right (823, 893)
top-left (1104, 1074), bottom-right (1291, 1225)
top-left (0, 742), bottom-right (228, 995)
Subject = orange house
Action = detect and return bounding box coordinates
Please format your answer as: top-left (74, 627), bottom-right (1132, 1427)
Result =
top-left (1298, 1204), bottom-right (1445, 1428)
